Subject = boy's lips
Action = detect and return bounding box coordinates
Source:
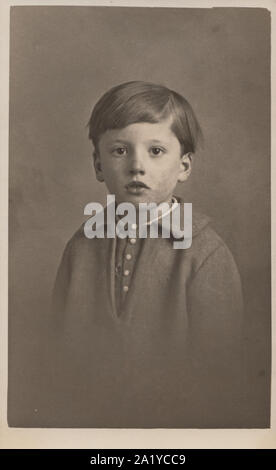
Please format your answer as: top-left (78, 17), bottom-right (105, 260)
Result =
top-left (125, 181), bottom-right (150, 189)
top-left (125, 180), bottom-right (150, 194)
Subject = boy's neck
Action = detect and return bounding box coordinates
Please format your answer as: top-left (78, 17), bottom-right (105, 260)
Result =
top-left (114, 196), bottom-right (176, 208)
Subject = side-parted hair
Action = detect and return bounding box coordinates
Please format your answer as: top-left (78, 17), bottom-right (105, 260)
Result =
top-left (88, 81), bottom-right (203, 154)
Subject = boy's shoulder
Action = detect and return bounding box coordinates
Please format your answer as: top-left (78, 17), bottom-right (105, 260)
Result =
top-left (192, 209), bottom-right (223, 248)
top-left (189, 209), bottom-right (238, 276)
top-left (174, 197), bottom-right (227, 254)
top-left (59, 221), bottom-right (94, 261)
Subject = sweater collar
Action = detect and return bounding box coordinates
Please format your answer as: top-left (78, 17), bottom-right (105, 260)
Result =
top-left (97, 196), bottom-right (210, 240)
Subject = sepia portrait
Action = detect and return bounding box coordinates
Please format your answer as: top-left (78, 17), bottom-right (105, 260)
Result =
top-left (7, 4), bottom-right (271, 430)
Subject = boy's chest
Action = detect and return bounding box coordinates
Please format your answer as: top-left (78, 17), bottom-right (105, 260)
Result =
top-left (65, 236), bottom-right (192, 349)
top-left (57, 236), bottom-right (194, 418)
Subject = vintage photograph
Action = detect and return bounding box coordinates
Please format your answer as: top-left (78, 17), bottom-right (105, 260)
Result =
top-left (8, 5), bottom-right (271, 428)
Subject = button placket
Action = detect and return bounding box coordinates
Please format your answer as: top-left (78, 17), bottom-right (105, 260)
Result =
top-left (121, 236), bottom-right (136, 296)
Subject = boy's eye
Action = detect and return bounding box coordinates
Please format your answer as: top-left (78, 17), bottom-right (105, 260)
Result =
top-left (150, 147), bottom-right (164, 156)
top-left (112, 147), bottom-right (127, 156)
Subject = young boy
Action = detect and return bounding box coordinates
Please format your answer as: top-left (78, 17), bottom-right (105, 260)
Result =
top-left (51, 81), bottom-right (244, 428)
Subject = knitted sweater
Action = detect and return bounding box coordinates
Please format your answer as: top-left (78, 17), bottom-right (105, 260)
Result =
top-left (49, 202), bottom-right (244, 428)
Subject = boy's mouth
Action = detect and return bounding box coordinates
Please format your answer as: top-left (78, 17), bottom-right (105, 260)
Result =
top-left (125, 181), bottom-right (149, 194)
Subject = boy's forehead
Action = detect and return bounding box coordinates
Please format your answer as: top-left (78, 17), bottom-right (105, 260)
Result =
top-left (99, 116), bottom-right (176, 144)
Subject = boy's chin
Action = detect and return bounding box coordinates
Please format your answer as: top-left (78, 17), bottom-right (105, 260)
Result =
top-left (115, 195), bottom-right (145, 209)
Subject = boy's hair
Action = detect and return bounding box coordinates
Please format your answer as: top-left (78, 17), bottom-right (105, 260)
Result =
top-left (88, 81), bottom-right (203, 154)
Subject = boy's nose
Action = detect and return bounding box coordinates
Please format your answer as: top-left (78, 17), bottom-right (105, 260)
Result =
top-left (128, 151), bottom-right (146, 175)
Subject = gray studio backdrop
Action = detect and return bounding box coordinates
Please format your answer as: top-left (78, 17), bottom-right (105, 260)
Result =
top-left (9, 6), bottom-right (270, 426)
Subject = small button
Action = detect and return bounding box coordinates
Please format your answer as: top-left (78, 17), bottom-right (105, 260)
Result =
top-left (131, 223), bottom-right (137, 230)
top-left (124, 270), bottom-right (130, 276)
top-left (123, 285), bottom-right (129, 292)
top-left (129, 238), bottom-right (136, 245)
top-left (125, 253), bottom-right (132, 260)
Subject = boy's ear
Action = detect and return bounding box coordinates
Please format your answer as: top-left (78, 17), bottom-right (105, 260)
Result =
top-left (178, 152), bottom-right (193, 182)
top-left (93, 151), bottom-right (105, 182)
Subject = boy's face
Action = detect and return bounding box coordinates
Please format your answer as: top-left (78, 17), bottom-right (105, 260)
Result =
top-left (94, 116), bottom-right (191, 207)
